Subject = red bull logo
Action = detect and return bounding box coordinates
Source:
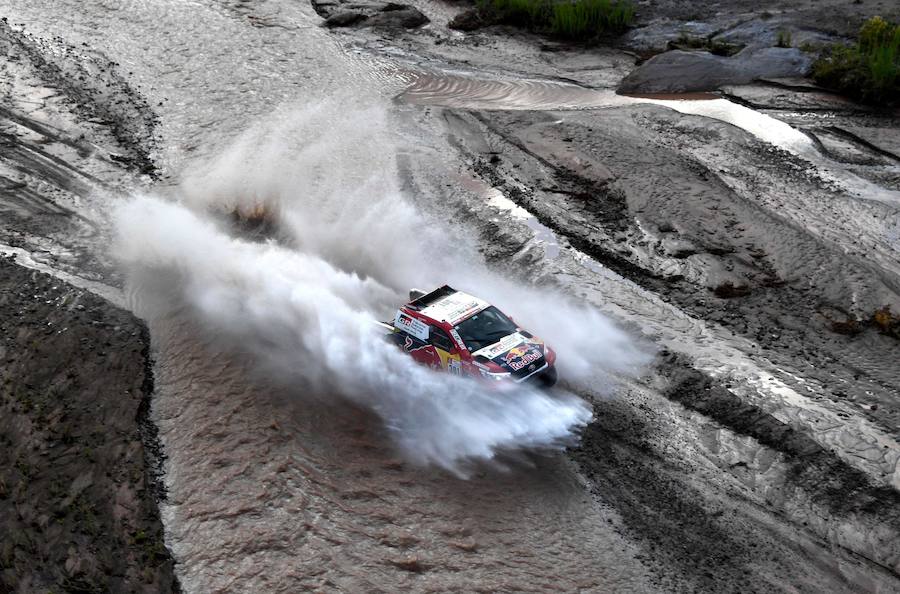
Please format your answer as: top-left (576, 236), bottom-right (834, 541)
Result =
top-left (504, 346), bottom-right (529, 365)
top-left (504, 346), bottom-right (541, 371)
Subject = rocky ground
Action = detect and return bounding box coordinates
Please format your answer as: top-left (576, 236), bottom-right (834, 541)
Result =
top-left (0, 257), bottom-right (177, 593)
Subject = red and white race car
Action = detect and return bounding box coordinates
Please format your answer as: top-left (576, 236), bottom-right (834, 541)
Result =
top-left (381, 285), bottom-right (558, 387)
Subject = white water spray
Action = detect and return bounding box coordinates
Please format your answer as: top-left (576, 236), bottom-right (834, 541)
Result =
top-left (114, 97), bottom-right (648, 473)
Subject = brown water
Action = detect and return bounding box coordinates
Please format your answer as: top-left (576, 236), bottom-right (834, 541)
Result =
top-left (151, 314), bottom-right (654, 592)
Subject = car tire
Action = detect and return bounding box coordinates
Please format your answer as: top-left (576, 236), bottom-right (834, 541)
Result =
top-left (539, 366), bottom-right (558, 388)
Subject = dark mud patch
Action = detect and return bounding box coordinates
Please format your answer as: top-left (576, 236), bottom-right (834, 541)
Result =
top-left (569, 395), bottom-right (754, 593)
top-left (0, 258), bottom-right (177, 592)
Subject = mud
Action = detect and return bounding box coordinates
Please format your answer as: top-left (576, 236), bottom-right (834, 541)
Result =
top-left (439, 105), bottom-right (900, 433)
top-left (0, 257), bottom-right (177, 593)
top-left (0, 19), bottom-right (152, 287)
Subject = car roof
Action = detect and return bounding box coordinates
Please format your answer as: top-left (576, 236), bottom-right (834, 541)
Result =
top-left (411, 286), bottom-right (490, 326)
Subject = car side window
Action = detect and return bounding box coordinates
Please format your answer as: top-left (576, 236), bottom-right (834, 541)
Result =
top-left (429, 326), bottom-right (454, 352)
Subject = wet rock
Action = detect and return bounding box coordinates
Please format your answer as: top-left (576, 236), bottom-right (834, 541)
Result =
top-left (618, 47), bottom-right (814, 94)
top-left (311, 0), bottom-right (428, 30)
top-left (448, 9), bottom-right (485, 32)
top-left (712, 19), bottom-right (839, 51)
top-left (712, 282), bottom-right (751, 298)
top-left (368, 4), bottom-right (429, 29)
top-left (620, 19), bottom-right (725, 54)
top-left (720, 83), bottom-right (861, 111)
top-left (324, 10), bottom-right (368, 27)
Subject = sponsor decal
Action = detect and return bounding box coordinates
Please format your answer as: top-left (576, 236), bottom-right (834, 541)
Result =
top-left (402, 335), bottom-right (432, 355)
top-left (421, 292), bottom-right (489, 324)
top-left (394, 311), bottom-right (429, 341)
top-left (504, 346), bottom-right (542, 371)
top-left (435, 349), bottom-right (461, 370)
top-left (449, 328), bottom-right (466, 350)
top-left (474, 333), bottom-right (525, 359)
top-left (446, 302), bottom-right (484, 325)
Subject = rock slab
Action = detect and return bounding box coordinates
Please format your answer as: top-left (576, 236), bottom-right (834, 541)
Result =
top-left (619, 47), bottom-right (814, 94)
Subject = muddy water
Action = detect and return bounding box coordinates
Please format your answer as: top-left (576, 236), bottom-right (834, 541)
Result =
top-left (150, 314), bottom-right (653, 592)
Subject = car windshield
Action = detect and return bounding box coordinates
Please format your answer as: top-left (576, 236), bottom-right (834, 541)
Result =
top-left (454, 306), bottom-right (518, 352)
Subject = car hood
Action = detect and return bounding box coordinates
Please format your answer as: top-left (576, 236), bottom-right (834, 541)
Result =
top-left (472, 332), bottom-right (546, 375)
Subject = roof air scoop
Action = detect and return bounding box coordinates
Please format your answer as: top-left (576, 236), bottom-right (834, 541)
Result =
top-left (409, 288), bottom-right (426, 301)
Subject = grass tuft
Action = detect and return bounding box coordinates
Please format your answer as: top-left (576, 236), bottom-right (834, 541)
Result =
top-left (550, 0), bottom-right (634, 39)
top-left (776, 29), bottom-right (792, 48)
top-left (813, 16), bottom-right (900, 105)
top-left (474, 0), bottom-right (634, 40)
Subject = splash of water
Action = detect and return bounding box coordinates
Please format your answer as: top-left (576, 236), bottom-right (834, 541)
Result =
top-left (114, 97), bottom-right (648, 473)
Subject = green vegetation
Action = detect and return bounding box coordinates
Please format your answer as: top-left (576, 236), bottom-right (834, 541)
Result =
top-left (549, 0), bottom-right (633, 39)
top-left (475, 0), bottom-right (634, 40)
top-left (813, 16), bottom-right (900, 105)
top-left (776, 29), bottom-right (792, 48)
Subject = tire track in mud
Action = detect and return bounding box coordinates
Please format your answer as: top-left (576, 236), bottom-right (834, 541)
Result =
top-left (570, 377), bottom-right (900, 593)
top-left (0, 21), bottom-right (158, 175)
top-left (446, 105), bottom-right (900, 438)
top-left (399, 100), bottom-right (900, 587)
top-left (658, 353), bottom-right (900, 574)
top-left (0, 20), bottom-right (156, 283)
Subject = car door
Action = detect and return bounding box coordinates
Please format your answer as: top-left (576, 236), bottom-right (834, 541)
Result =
top-left (429, 326), bottom-right (462, 375)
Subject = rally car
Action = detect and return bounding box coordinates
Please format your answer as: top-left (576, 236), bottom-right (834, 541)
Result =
top-left (381, 285), bottom-right (558, 387)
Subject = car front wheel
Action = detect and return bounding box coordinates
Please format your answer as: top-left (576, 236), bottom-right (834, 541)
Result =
top-left (538, 365), bottom-right (558, 388)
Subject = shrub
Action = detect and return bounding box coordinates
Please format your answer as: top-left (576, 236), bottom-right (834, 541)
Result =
top-left (550, 0), bottom-right (634, 39)
top-left (813, 16), bottom-right (900, 105)
top-left (475, 0), bottom-right (634, 40)
top-left (477, 0), bottom-right (547, 27)
top-left (776, 29), bottom-right (792, 48)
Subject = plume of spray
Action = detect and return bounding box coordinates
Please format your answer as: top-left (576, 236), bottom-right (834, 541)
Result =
top-left (114, 96), bottom-right (649, 474)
